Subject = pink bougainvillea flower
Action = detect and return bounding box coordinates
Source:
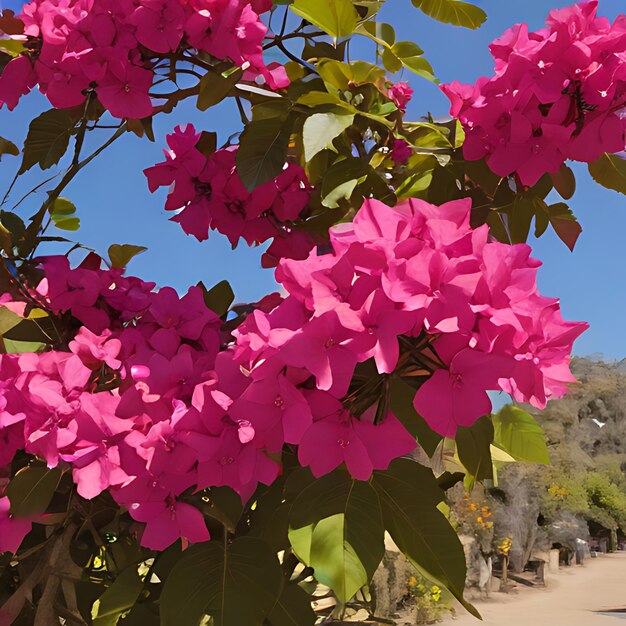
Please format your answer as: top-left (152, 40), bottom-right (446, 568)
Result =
top-left (132, 498), bottom-right (210, 551)
top-left (298, 392), bottom-right (415, 480)
top-left (388, 81), bottom-right (413, 111)
top-left (96, 60), bottom-right (153, 119)
top-left (413, 348), bottom-right (514, 437)
top-left (0, 497), bottom-right (32, 554)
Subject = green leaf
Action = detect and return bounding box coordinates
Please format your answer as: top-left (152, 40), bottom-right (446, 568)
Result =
top-left (19, 108), bottom-right (74, 174)
top-left (455, 416), bottom-right (494, 490)
top-left (266, 583), bottom-right (315, 626)
top-left (0, 38), bottom-right (24, 56)
top-left (372, 459), bottom-right (479, 618)
top-left (200, 280), bottom-right (235, 317)
top-left (50, 197), bottom-right (80, 231)
top-left (550, 164), bottom-right (576, 200)
top-left (411, 0), bottom-right (487, 29)
top-left (547, 202), bottom-right (582, 252)
top-left (491, 405), bottom-right (550, 464)
top-left (7, 465), bottom-right (62, 517)
top-left (236, 117), bottom-right (292, 192)
top-left (0, 136), bottom-right (19, 160)
top-left (390, 41), bottom-right (436, 81)
top-left (0, 210), bottom-right (25, 239)
top-left (302, 112), bottom-right (354, 162)
top-left (160, 537), bottom-right (283, 626)
top-left (290, 0), bottom-right (359, 39)
top-left (389, 378), bottom-right (441, 456)
top-left (108, 244), bottom-right (148, 269)
top-left (289, 470), bottom-right (385, 581)
top-left (355, 21), bottom-right (396, 47)
top-left (290, 515), bottom-right (368, 604)
top-left (588, 152), bottom-right (626, 195)
top-left (92, 565), bottom-right (144, 626)
top-left (197, 66), bottom-right (243, 111)
top-left (200, 486), bottom-right (243, 532)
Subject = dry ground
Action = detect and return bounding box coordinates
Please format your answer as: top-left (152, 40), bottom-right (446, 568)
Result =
top-left (445, 552), bottom-right (626, 626)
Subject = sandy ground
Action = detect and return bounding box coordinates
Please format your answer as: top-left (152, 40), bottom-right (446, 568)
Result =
top-left (446, 552), bottom-right (626, 626)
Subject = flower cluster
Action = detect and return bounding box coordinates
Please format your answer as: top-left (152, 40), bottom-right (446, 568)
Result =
top-left (267, 196), bottom-right (587, 438)
top-left (0, 197), bottom-right (586, 554)
top-left (0, 0), bottom-right (287, 118)
top-left (442, 0), bottom-right (626, 185)
top-left (145, 124), bottom-right (316, 267)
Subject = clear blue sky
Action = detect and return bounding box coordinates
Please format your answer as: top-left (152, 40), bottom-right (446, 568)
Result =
top-left (0, 0), bottom-right (624, 359)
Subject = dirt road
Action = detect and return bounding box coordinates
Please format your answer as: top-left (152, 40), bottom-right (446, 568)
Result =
top-left (447, 552), bottom-right (626, 626)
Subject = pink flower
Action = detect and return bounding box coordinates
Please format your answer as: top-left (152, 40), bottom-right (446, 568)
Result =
top-left (96, 59), bottom-right (153, 119)
top-left (391, 139), bottom-right (412, 164)
top-left (388, 82), bottom-right (413, 111)
top-left (0, 55), bottom-right (36, 110)
top-left (132, 498), bottom-right (210, 551)
top-left (0, 497), bottom-right (32, 554)
top-left (442, 1), bottom-right (626, 184)
top-left (413, 348), bottom-right (513, 437)
top-left (298, 392), bottom-right (415, 480)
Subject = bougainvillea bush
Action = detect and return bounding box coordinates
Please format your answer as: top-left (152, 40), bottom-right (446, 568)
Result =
top-left (0, 0), bottom-right (622, 624)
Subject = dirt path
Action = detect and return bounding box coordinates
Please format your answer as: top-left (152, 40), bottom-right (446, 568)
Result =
top-left (446, 552), bottom-right (626, 625)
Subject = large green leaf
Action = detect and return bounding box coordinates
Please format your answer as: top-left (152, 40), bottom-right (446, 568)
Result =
top-left (588, 152), bottom-right (626, 196)
top-left (492, 405), bottom-right (550, 464)
top-left (289, 515), bottom-right (368, 605)
top-left (455, 415), bottom-right (494, 489)
top-left (302, 112), bottom-right (354, 162)
top-left (411, 0), bottom-right (486, 29)
top-left (160, 537), bottom-right (282, 626)
top-left (289, 470), bottom-right (385, 580)
top-left (266, 583), bottom-right (316, 626)
top-left (290, 0), bottom-right (359, 39)
top-left (372, 459), bottom-right (479, 618)
top-left (7, 465), bottom-right (62, 517)
top-left (19, 108), bottom-right (74, 174)
top-left (236, 117), bottom-right (292, 191)
top-left (92, 565), bottom-right (144, 626)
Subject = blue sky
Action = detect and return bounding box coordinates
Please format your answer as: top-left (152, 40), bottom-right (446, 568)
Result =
top-left (0, 0), bottom-right (624, 359)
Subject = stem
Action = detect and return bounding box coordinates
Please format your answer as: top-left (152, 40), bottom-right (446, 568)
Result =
top-left (24, 123), bottom-right (127, 257)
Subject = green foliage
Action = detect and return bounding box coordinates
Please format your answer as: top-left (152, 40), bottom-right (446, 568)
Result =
top-left (266, 582), bottom-right (316, 626)
top-left (289, 470), bottom-right (385, 584)
top-left (0, 135), bottom-right (19, 160)
top-left (371, 459), bottom-right (479, 618)
top-left (19, 108), bottom-right (74, 174)
top-left (197, 66), bottom-right (242, 111)
top-left (91, 564), bottom-right (145, 625)
top-left (108, 243), bottom-right (148, 269)
top-left (290, 0), bottom-right (359, 39)
top-left (6, 464), bottom-right (62, 517)
top-left (456, 417), bottom-right (494, 490)
top-left (492, 405), bottom-right (550, 464)
top-left (200, 280), bottom-right (235, 317)
top-left (302, 112), bottom-right (354, 161)
top-left (411, 0), bottom-right (487, 29)
top-left (389, 378), bottom-right (442, 456)
top-left (236, 116), bottom-right (292, 191)
top-left (50, 197), bottom-right (80, 231)
top-left (588, 152), bottom-right (626, 196)
top-left (160, 538), bottom-right (283, 626)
